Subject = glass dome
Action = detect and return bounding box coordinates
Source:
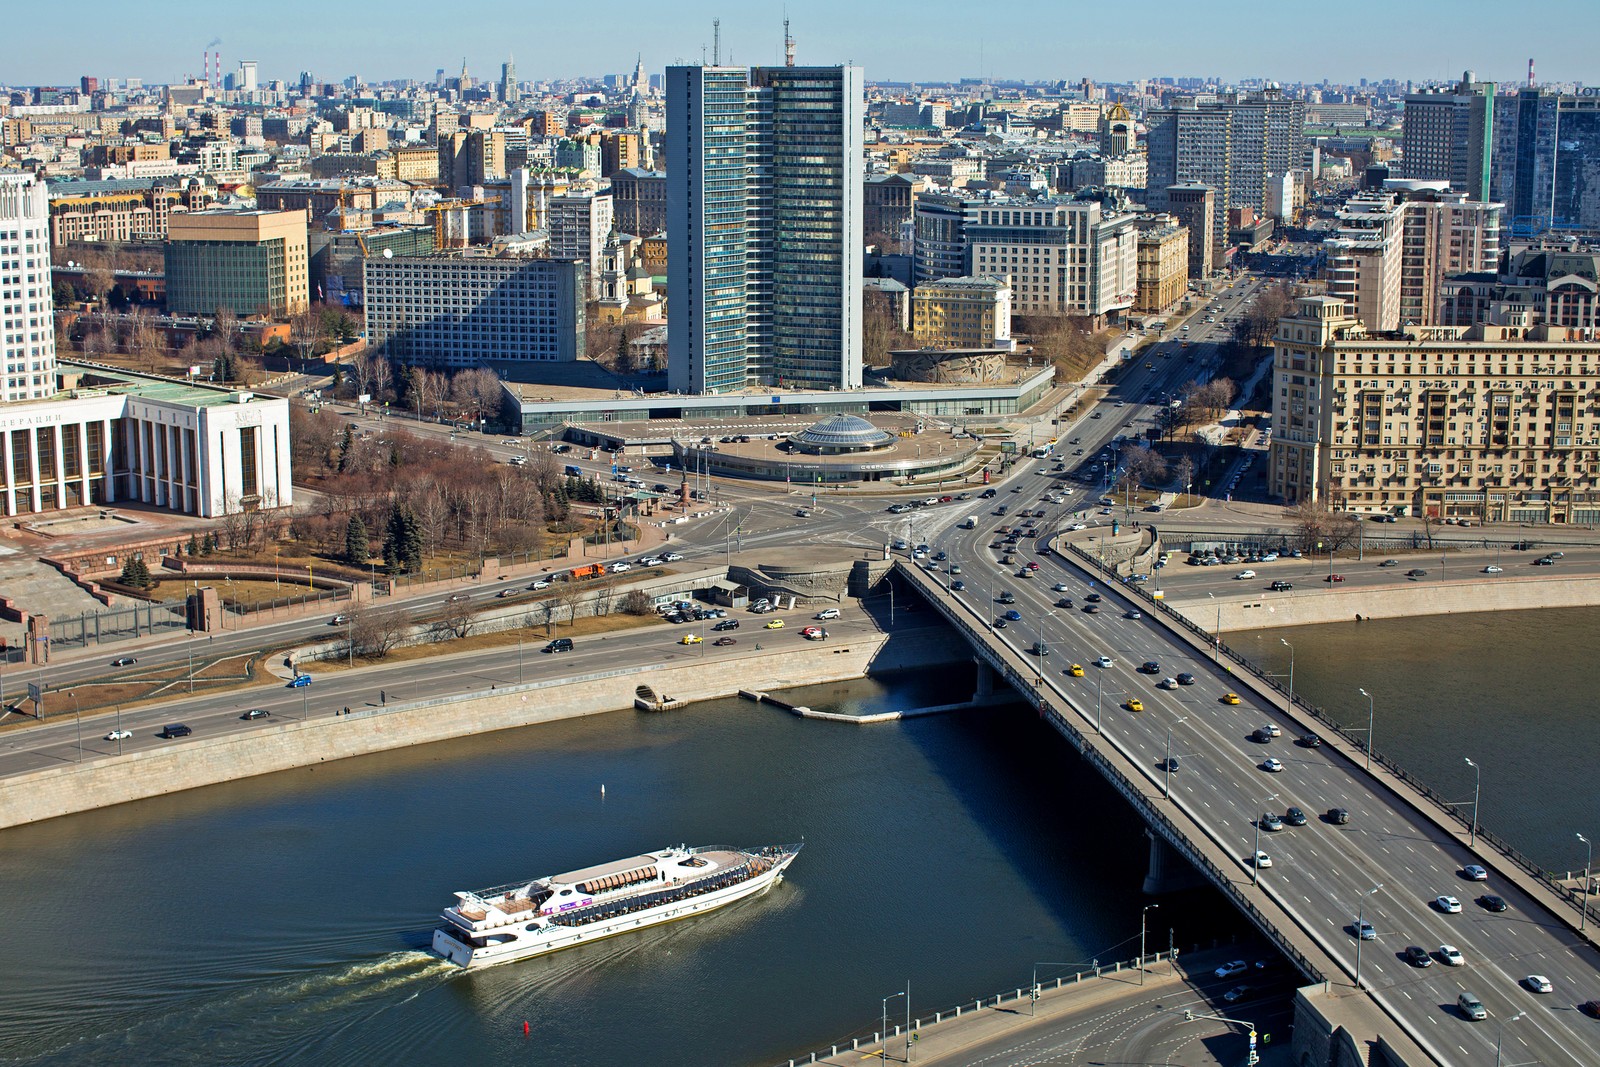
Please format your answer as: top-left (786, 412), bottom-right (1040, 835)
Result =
top-left (788, 414), bottom-right (895, 453)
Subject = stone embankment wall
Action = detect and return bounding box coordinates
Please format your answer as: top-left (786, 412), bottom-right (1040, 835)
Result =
top-left (0, 627), bottom-right (952, 831)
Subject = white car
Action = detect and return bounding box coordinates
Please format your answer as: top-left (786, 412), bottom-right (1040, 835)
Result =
top-left (1159, 677), bottom-right (1179, 690)
top-left (639, 557), bottom-right (664, 566)
top-left (1461, 864), bottom-right (1488, 881)
top-left (1261, 758), bottom-right (1284, 772)
top-left (1439, 945), bottom-right (1466, 967)
top-left (1068, 522), bottom-right (1088, 531)
top-left (104, 729), bottom-right (133, 741)
top-left (1435, 895), bottom-right (1463, 914)
top-left (1482, 565), bottom-right (1503, 574)
top-left (814, 608), bottom-right (841, 620)
top-left (1235, 569), bottom-right (1256, 580)
top-left (1095, 655), bottom-right (1114, 668)
top-left (1523, 974), bottom-right (1553, 993)
top-left (1214, 960), bottom-right (1248, 978)
top-left (662, 552), bottom-right (684, 562)
top-left (1253, 851), bottom-right (1273, 868)
top-left (1053, 583), bottom-right (1070, 592)
top-left (610, 561), bottom-right (632, 572)
top-left (528, 579), bottom-right (551, 591)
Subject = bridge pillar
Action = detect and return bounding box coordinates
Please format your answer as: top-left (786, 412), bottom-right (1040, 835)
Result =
top-left (974, 660), bottom-right (994, 699)
top-left (1142, 829), bottom-right (1206, 895)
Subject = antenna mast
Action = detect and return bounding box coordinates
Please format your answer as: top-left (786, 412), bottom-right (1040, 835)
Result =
top-left (713, 19), bottom-right (721, 65)
top-left (784, 19), bottom-right (795, 66)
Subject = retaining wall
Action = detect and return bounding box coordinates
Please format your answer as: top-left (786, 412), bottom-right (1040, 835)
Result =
top-left (0, 627), bottom-right (953, 831)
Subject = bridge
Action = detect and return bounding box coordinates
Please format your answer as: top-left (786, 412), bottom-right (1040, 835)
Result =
top-left (893, 530), bottom-right (1600, 1067)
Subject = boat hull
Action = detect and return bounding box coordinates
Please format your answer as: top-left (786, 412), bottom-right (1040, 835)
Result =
top-left (433, 853), bottom-right (792, 970)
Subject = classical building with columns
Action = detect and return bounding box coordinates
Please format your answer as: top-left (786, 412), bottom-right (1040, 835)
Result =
top-left (0, 363), bottom-right (293, 519)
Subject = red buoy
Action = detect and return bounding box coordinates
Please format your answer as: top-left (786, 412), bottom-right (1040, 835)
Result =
top-left (523, 1021), bottom-right (530, 1036)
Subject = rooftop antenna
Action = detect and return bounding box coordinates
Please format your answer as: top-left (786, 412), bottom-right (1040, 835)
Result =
top-left (1528, 57), bottom-right (1535, 88)
top-left (784, 18), bottom-right (795, 67)
top-left (713, 19), bottom-right (721, 65)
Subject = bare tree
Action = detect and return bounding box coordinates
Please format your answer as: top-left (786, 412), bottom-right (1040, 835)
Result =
top-left (350, 603), bottom-right (408, 658)
top-left (290, 306), bottom-right (324, 363)
top-left (349, 348), bottom-right (378, 398)
top-left (1124, 444), bottom-right (1169, 487)
top-left (213, 305), bottom-right (238, 359)
top-left (370, 354), bottom-right (394, 403)
top-left (434, 599), bottom-right (477, 639)
top-left (558, 580), bottom-right (587, 628)
top-left (129, 309), bottom-right (165, 373)
top-left (1174, 455), bottom-right (1196, 498)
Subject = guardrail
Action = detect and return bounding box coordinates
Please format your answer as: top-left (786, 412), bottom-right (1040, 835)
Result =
top-left (1057, 539), bottom-right (1597, 929)
top-left (893, 560), bottom-right (1332, 987)
top-left (772, 950), bottom-right (1176, 1067)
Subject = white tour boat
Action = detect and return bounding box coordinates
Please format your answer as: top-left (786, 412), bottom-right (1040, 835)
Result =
top-left (431, 842), bottom-right (801, 969)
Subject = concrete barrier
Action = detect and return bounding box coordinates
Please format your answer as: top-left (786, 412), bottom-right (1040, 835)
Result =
top-left (0, 627), bottom-right (953, 830)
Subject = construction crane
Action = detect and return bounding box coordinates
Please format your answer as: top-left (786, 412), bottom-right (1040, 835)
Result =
top-left (422, 195), bottom-right (501, 249)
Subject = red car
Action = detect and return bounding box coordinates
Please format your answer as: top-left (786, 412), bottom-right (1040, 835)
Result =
top-left (1027, 561), bottom-right (1041, 571)
top-left (1325, 574), bottom-right (1345, 583)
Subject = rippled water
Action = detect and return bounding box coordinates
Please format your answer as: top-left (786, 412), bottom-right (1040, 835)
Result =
top-left (0, 668), bottom-right (1252, 1067)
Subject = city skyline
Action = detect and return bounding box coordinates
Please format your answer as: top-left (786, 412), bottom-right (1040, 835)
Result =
top-left (5, 0), bottom-right (1599, 88)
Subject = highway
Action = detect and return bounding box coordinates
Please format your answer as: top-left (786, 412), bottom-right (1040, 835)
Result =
top-left (885, 343), bottom-right (1600, 1066)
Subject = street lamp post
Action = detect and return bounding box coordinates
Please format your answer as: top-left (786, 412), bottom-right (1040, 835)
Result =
top-left (1207, 592), bottom-right (1220, 662)
top-left (1030, 961), bottom-right (1078, 1017)
top-left (1465, 756), bottom-right (1481, 846)
top-left (70, 690), bottom-right (82, 762)
top-left (1140, 904), bottom-right (1160, 985)
top-left (1578, 832), bottom-right (1592, 933)
top-left (1358, 687), bottom-right (1375, 770)
top-left (114, 704), bottom-right (123, 756)
top-left (1252, 792), bottom-right (1279, 886)
top-left (1164, 716), bottom-right (1189, 799)
top-left (1353, 883), bottom-right (1383, 988)
top-left (1279, 637), bottom-right (1294, 711)
top-left (880, 986), bottom-right (909, 1063)
top-left (1495, 1011), bottom-right (1525, 1067)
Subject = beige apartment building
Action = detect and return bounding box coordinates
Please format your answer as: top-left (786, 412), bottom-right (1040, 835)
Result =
top-left (165, 209), bottom-right (310, 316)
top-left (1269, 295), bottom-right (1600, 524)
top-left (911, 275), bottom-right (1012, 349)
top-left (1134, 215), bottom-right (1189, 314)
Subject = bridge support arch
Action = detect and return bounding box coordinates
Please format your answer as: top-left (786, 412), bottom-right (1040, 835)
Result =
top-left (1143, 829), bottom-right (1207, 896)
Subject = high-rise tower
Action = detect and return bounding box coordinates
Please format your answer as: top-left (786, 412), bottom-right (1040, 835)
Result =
top-left (0, 175), bottom-right (57, 403)
top-left (667, 63), bottom-right (864, 393)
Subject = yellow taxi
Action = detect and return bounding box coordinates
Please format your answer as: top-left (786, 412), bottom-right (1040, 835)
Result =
top-left (764, 618), bottom-right (786, 629)
top-left (1222, 692), bottom-right (1241, 705)
top-left (1126, 698), bottom-right (1145, 712)
top-left (679, 634), bottom-right (702, 645)
top-left (1068, 663), bottom-right (1085, 677)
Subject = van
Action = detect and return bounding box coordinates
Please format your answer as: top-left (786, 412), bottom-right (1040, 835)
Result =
top-left (564, 464), bottom-right (583, 477)
top-left (1457, 993), bottom-right (1487, 1021)
top-left (962, 516), bottom-right (978, 529)
top-left (543, 638), bottom-right (574, 653)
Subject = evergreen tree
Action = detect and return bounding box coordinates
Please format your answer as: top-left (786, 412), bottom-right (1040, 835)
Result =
top-left (119, 557), bottom-right (152, 589)
top-left (186, 532), bottom-right (199, 556)
top-left (344, 514), bottom-right (370, 564)
top-left (382, 508), bottom-right (421, 572)
top-left (201, 532), bottom-right (216, 556)
top-left (337, 426), bottom-right (355, 472)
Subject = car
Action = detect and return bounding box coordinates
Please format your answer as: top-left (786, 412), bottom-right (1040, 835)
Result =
top-left (1403, 946), bottom-right (1434, 968)
top-left (932, 551), bottom-right (948, 562)
top-left (1252, 851), bottom-right (1273, 868)
top-left (764, 619), bottom-right (785, 629)
top-left (1084, 604), bottom-right (1102, 614)
top-left (1258, 723), bottom-right (1281, 737)
top-left (712, 620), bottom-right (740, 632)
top-left (1435, 895), bottom-right (1463, 913)
top-left (1284, 807), bottom-right (1308, 826)
top-left (1461, 864), bottom-right (1488, 881)
top-left (1126, 609), bottom-right (1144, 620)
top-left (1325, 574), bottom-right (1345, 583)
top-left (1159, 676), bottom-right (1178, 689)
top-left (662, 552), bottom-right (684, 562)
top-left (1161, 756), bottom-right (1181, 772)
top-left (1026, 561), bottom-right (1041, 571)
top-left (543, 638), bottom-right (574, 653)
top-left (713, 636), bottom-right (737, 647)
top-left (110, 656), bottom-right (137, 667)
top-left (1167, 673), bottom-right (1193, 688)
top-left (1406, 568), bottom-right (1428, 577)
top-left (1222, 692), bottom-right (1241, 705)
top-left (952, 581), bottom-right (966, 592)
top-left (1299, 734), bottom-right (1322, 748)
top-left (528, 579), bottom-right (551, 591)
top-left (1328, 807), bottom-right (1351, 825)
top-left (814, 608), bottom-right (841, 620)
top-left (998, 591), bottom-right (1016, 604)
top-left (329, 615), bottom-right (349, 626)
top-left (1379, 559), bottom-right (1399, 568)
top-left (639, 556), bottom-right (664, 566)
top-left (1482, 565), bottom-right (1503, 574)
top-left (1067, 663), bottom-right (1085, 677)
top-left (1261, 757), bottom-right (1284, 772)
top-left (1003, 610), bottom-right (1023, 621)
top-left (287, 674), bottom-right (312, 688)
top-left (159, 723), bottom-right (193, 739)
top-left (496, 589), bottom-right (518, 599)
top-left (1085, 592), bottom-right (1102, 603)
top-left (1523, 974), bottom-right (1553, 993)
top-left (1235, 569), bottom-right (1256, 580)
top-left (1125, 698), bottom-right (1145, 712)
top-left (1268, 580), bottom-right (1294, 591)
top-left (1354, 920), bottom-right (1376, 940)
top-left (1477, 894), bottom-right (1508, 912)
top-left (1260, 812), bottom-right (1284, 832)
top-left (1053, 582), bottom-right (1070, 592)
top-left (104, 729), bottom-right (133, 741)
top-left (801, 626), bottom-right (827, 640)
top-left (1093, 657), bottom-right (1114, 671)
top-left (446, 593), bottom-right (471, 604)
top-left (1140, 661), bottom-right (1160, 674)
top-left (1458, 992), bottom-right (1487, 1021)
top-left (679, 634), bottom-right (702, 645)
top-left (1222, 985), bottom-right (1250, 1003)
top-left (1214, 960), bottom-right (1249, 979)
top-left (1534, 556), bottom-right (1555, 565)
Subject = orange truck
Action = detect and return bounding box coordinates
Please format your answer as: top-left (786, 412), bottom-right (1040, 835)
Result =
top-left (569, 563), bottom-right (606, 580)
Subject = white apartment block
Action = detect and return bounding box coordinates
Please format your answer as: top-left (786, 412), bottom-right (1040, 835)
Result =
top-left (1, 175), bottom-right (57, 403)
top-left (549, 191), bottom-right (613, 300)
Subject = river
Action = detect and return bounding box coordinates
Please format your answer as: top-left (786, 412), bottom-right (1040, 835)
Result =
top-left (0, 667), bottom-right (1251, 1067)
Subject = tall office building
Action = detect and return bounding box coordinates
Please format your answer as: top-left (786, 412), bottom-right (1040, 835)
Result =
top-left (500, 59), bottom-right (519, 105)
top-left (1491, 89), bottom-right (1600, 236)
top-left (165, 209), bottom-right (310, 317)
top-left (667, 63), bottom-right (864, 394)
top-left (0, 175), bottom-right (57, 403)
top-left (549, 191), bottom-right (614, 300)
top-left (1146, 88), bottom-right (1305, 268)
top-left (1400, 72), bottom-right (1494, 201)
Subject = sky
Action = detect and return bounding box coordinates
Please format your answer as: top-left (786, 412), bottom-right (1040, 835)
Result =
top-left (5, 0), bottom-right (1597, 88)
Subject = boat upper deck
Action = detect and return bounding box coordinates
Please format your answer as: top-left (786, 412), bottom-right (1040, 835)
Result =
top-left (553, 853), bottom-right (661, 886)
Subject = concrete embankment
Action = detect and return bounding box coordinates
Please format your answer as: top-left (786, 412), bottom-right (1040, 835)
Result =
top-left (1167, 572), bottom-right (1600, 632)
top-left (0, 627), bottom-right (952, 831)
top-left (741, 688), bottom-right (1015, 724)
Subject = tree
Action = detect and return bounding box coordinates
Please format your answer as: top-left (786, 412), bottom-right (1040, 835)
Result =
top-left (1174, 455), bottom-right (1196, 498)
top-left (862, 288), bottom-right (905, 368)
top-left (382, 507), bottom-right (423, 573)
top-left (290, 306), bottom-right (323, 362)
top-left (434, 599), bottom-right (477, 639)
top-left (349, 604), bottom-right (408, 658)
top-left (620, 589), bottom-right (654, 616)
top-left (129, 310), bottom-right (165, 373)
top-left (1234, 284), bottom-right (1297, 348)
top-left (558, 580), bottom-right (587, 629)
top-left (119, 556), bottom-right (152, 589)
top-left (213, 305), bottom-right (238, 361)
top-left (344, 514), bottom-right (370, 564)
top-left (1020, 313), bottom-right (1110, 381)
top-left (1124, 444), bottom-right (1169, 488)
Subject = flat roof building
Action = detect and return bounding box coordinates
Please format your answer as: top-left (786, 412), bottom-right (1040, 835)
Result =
top-left (2, 175), bottom-right (57, 405)
top-left (165, 209), bottom-right (310, 317)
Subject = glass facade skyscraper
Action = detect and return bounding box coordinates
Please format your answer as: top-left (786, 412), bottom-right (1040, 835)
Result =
top-left (668, 64), bottom-right (863, 394)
